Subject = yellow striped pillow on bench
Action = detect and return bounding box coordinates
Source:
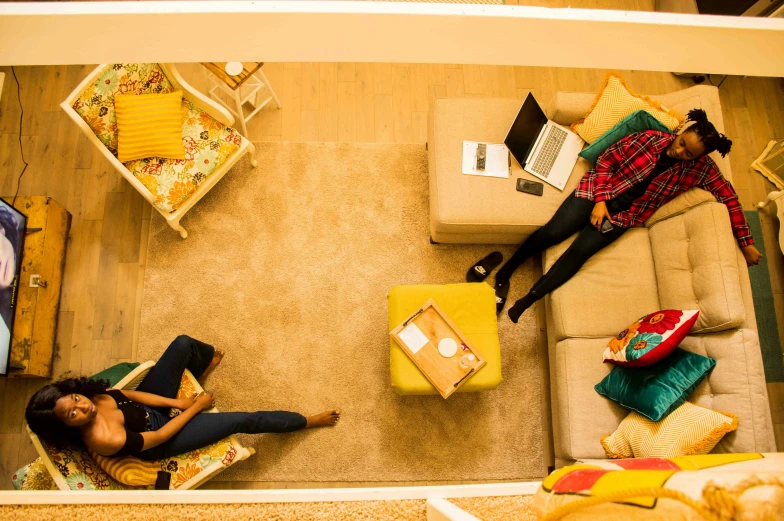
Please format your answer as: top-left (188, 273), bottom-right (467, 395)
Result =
top-left (114, 91), bottom-right (185, 163)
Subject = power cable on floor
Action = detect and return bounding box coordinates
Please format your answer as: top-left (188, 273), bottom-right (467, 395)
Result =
top-left (9, 66), bottom-right (29, 207)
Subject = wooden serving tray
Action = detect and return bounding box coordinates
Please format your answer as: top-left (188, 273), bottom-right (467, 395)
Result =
top-left (390, 299), bottom-right (485, 399)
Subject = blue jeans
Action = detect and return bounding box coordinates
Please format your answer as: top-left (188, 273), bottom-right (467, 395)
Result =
top-left (135, 335), bottom-right (307, 460)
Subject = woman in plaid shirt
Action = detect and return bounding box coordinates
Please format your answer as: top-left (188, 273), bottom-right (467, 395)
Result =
top-left (491, 109), bottom-right (763, 323)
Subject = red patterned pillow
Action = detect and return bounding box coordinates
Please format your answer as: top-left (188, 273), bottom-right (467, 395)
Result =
top-left (603, 310), bottom-right (700, 367)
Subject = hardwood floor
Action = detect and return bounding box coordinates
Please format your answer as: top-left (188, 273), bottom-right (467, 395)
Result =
top-left (0, 61), bottom-right (782, 490)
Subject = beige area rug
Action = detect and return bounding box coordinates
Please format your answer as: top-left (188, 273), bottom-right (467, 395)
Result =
top-left (137, 143), bottom-right (543, 482)
top-left (0, 496), bottom-right (538, 521)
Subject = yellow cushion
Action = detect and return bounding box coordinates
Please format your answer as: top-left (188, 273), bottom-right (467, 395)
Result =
top-left (601, 401), bottom-right (738, 459)
top-left (388, 283), bottom-right (502, 395)
top-left (571, 74), bottom-right (683, 144)
top-left (88, 450), bottom-right (160, 487)
top-left (114, 91), bottom-right (186, 162)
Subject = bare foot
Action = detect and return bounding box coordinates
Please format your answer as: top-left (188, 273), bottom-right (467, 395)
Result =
top-left (197, 350), bottom-right (224, 385)
top-left (305, 410), bottom-right (341, 429)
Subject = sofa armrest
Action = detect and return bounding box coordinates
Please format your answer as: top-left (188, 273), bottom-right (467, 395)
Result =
top-left (644, 188), bottom-right (717, 228)
top-left (546, 92), bottom-right (595, 126)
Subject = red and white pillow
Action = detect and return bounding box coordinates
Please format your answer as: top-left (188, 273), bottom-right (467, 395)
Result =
top-left (603, 310), bottom-right (700, 367)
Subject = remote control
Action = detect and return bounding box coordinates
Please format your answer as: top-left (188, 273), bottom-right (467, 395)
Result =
top-left (476, 143), bottom-right (487, 171)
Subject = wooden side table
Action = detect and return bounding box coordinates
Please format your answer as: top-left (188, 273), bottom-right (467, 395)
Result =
top-left (200, 62), bottom-right (282, 139)
top-left (3, 196), bottom-right (70, 378)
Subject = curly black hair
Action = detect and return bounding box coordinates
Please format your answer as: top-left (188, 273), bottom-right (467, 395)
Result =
top-left (683, 108), bottom-right (733, 158)
top-left (25, 376), bottom-right (110, 448)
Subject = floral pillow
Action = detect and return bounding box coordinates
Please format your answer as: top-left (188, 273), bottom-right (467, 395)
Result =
top-left (603, 309), bottom-right (700, 367)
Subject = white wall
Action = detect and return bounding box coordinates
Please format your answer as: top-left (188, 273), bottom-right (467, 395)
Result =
top-left (0, 2), bottom-right (783, 76)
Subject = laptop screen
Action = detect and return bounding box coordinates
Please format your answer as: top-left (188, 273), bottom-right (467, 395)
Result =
top-left (504, 93), bottom-right (548, 168)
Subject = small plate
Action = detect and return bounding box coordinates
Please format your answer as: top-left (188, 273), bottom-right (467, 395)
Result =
top-left (438, 338), bottom-right (458, 358)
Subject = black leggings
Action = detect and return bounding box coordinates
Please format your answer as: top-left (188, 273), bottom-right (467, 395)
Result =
top-left (496, 191), bottom-right (627, 301)
top-left (135, 335), bottom-right (307, 460)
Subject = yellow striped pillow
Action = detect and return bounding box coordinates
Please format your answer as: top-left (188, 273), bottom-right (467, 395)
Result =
top-left (89, 449), bottom-right (160, 487)
top-left (601, 402), bottom-right (738, 459)
top-left (572, 73), bottom-right (683, 144)
top-left (114, 91), bottom-right (185, 163)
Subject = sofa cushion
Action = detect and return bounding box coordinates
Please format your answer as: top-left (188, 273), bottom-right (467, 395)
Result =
top-left (679, 329), bottom-right (776, 453)
top-left (648, 202), bottom-right (745, 333)
top-left (570, 74), bottom-right (683, 144)
top-left (600, 402), bottom-right (738, 459)
top-left (579, 110), bottom-right (672, 164)
top-left (602, 309), bottom-right (700, 367)
top-left (551, 330), bottom-right (776, 462)
top-left (594, 347), bottom-right (716, 422)
top-left (644, 188), bottom-right (717, 228)
top-left (545, 228), bottom-right (660, 341)
top-left (551, 337), bottom-right (630, 461)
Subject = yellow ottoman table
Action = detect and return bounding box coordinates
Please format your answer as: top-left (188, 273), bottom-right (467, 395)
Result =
top-left (388, 283), bottom-right (502, 395)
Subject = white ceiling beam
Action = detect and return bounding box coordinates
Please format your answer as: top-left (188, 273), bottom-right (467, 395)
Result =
top-left (0, 2), bottom-right (783, 76)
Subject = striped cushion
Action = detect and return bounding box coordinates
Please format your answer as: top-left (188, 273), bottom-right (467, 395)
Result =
top-left (114, 91), bottom-right (185, 162)
top-left (88, 450), bottom-right (160, 487)
top-left (601, 402), bottom-right (738, 459)
top-left (571, 74), bottom-right (683, 144)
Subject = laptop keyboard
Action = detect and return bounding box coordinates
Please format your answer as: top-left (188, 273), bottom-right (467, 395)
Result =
top-left (531, 126), bottom-right (567, 178)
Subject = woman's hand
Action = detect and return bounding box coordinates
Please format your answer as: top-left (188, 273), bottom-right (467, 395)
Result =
top-left (194, 391), bottom-right (215, 412)
top-left (742, 245), bottom-right (763, 266)
top-left (174, 394), bottom-right (199, 411)
top-left (590, 201), bottom-right (613, 231)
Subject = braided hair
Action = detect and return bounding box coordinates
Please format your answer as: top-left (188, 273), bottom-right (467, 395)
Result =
top-left (683, 109), bottom-right (733, 157)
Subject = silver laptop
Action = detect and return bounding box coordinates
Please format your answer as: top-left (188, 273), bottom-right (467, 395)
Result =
top-left (504, 93), bottom-right (584, 190)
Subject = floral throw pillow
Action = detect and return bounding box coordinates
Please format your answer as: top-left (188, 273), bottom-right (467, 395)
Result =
top-left (603, 309), bottom-right (699, 367)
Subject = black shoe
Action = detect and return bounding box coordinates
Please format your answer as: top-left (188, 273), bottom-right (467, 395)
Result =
top-left (467, 251), bottom-right (503, 283)
top-left (495, 281), bottom-right (509, 315)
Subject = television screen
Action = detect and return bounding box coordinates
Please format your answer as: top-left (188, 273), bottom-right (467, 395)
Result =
top-left (0, 199), bottom-right (26, 375)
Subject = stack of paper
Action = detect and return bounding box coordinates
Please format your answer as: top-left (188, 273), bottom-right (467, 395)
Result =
top-left (462, 141), bottom-right (510, 178)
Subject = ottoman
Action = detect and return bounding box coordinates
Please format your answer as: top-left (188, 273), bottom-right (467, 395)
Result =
top-left (388, 283), bottom-right (502, 395)
top-left (427, 97), bottom-right (588, 244)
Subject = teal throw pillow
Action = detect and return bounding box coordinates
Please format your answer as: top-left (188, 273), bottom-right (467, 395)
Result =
top-left (90, 362), bottom-right (140, 387)
top-left (579, 110), bottom-right (672, 164)
top-left (594, 348), bottom-right (715, 422)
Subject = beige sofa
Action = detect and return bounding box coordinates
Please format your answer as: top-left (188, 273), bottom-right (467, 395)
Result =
top-left (544, 87), bottom-right (777, 466)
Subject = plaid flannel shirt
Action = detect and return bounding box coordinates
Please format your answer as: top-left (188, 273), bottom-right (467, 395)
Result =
top-left (575, 130), bottom-right (753, 247)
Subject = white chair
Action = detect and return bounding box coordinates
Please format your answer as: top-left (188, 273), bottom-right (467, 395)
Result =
top-left (62, 63), bottom-right (258, 238)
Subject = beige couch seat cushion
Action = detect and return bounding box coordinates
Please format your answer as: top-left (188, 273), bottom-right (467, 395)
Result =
top-left (679, 329), bottom-right (776, 453)
top-left (544, 228), bottom-right (660, 341)
top-left (648, 202), bottom-right (745, 333)
top-left (428, 97), bottom-right (584, 244)
top-left (552, 330), bottom-right (776, 462)
top-left (551, 337), bottom-right (628, 461)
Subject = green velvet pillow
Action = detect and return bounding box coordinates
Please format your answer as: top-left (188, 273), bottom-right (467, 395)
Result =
top-left (90, 362), bottom-right (140, 387)
top-left (595, 348), bottom-right (715, 422)
top-left (579, 110), bottom-right (672, 164)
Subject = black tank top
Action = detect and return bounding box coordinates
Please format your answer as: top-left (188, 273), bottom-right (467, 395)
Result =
top-left (105, 389), bottom-right (149, 456)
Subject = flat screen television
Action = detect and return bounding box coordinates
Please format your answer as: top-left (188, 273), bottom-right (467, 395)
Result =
top-left (0, 199), bottom-right (26, 375)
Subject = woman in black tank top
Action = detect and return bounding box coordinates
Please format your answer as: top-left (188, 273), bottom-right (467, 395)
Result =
top-left (25, 335), bottom-right (341, 460)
